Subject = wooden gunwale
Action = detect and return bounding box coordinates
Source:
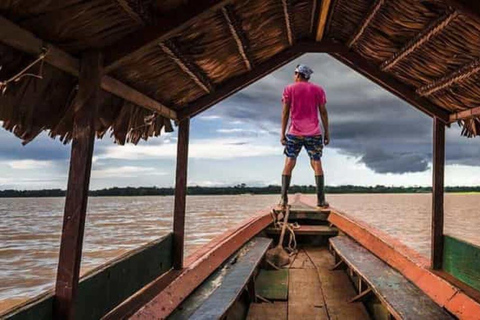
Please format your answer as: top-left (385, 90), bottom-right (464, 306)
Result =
top-left (298, 196), bottom-right (480, 320)
top-left (129, 210), bottom-right (273, 319)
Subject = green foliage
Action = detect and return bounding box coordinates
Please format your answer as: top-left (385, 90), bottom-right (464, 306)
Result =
top-left (0, 185), bottom-right (479, 197)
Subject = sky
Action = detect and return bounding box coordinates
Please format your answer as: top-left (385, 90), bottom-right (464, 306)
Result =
top-left (1, 53), bottom-right (480, 190)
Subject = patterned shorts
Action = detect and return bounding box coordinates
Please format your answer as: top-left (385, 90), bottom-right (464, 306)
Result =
top-left (284, 134), bottom-right (323, 161)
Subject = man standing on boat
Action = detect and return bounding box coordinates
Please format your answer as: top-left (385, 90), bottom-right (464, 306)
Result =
top-left (280, 64), bottom-right (330, 209)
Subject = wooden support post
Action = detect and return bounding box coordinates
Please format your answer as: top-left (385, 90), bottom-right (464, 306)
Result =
top-left (173, 117), bottom-right (190, 269)
top-left (53, 51), bottom-right (102, 319)
top-left (431, 117), bottom-right (445, 270)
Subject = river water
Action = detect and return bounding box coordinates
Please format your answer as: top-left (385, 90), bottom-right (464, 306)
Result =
top-left (1, 193), bottom-right (479, 312)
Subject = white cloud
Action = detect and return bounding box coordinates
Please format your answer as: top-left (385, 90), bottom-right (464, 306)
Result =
top-left (216, 128), bottom-right (268, 134)
top-left (7, 160), bottom-right (53, 170)
top-left (198, 115), bottom-right (222, 121)
top-left (98, 138), bottom-right (280, 161)
top-left (91, 166), bottom-right (167, 178)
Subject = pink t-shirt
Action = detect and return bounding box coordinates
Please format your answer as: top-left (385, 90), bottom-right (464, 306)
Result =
top-left (282, 82), bottom-right (326, 136)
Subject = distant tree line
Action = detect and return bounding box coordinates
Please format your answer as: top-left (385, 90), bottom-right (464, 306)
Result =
top-left (0, 185), bottom-right (479, 198)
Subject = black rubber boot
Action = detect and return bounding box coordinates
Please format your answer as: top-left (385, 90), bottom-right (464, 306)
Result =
top-left (280, 175), bottom-right (291, 207)
top-left (315, 175), bottom-right (329, 208)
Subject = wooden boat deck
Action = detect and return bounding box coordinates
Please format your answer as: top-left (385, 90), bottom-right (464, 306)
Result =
top-left (247, 247), bottom-right (370, 320)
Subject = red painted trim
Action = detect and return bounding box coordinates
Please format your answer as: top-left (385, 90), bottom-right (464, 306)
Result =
top-left (130, 210), bottom-right (273, 319)
top-left (298, 195), bottom-right (480, 320)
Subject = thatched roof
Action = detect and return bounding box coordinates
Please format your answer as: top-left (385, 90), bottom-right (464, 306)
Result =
top-left (1, 0), bottom-right (480, 144)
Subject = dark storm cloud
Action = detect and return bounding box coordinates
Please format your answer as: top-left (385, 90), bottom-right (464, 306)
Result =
top-left (0, 131), bottom-right (70, 161)
top-left (210, 53), bottom-right (480, 174)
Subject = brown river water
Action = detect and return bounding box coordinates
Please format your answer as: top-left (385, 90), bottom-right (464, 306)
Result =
top-left (1, 193), bottom-right (479, 312)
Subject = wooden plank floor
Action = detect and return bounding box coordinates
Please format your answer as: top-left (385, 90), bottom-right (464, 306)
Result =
top-left (289, 268), bottom-right (329, 320)
top-left (247, 246), bottom-right (371, 320)
top-left (305, 247), bottom-right (370, 320)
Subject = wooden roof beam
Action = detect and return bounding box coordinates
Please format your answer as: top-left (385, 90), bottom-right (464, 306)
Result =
top-left (282, 0), bottom-right (295, 46)
top-left (103, 0), bottom-right (232, 73)
top-left (0, 15), bottom-right (177, 120)
top-left (179, 40), bottom-right (351, 119)
top-left (381, 10), bottom-right (458, 71)
top-left (179, 47), bottom-right (303, 119)
top-left (417, 59), bottom-right (480, 96)
top-left (347, 0), bottom-right (385, 48)
top-left (316, 0), bottom-right (339, 41)
top-left (221, 5), bottom-right (254, 71)
top-left (449, 106), bottom-right (480, 122)
top-left (315, 0), bottom-right (333, 41)
top-left (114, 0), bottom-right (146, 25)
top-left (159, 40), bottom-right (214, 93)
top-left (329, 49), bottom-right (451, 123)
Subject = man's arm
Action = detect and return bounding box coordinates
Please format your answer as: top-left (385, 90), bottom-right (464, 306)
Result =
top-left (319, 103), bottom-right (329, 145)
top-left (281, 102), bottom-right (290, 145)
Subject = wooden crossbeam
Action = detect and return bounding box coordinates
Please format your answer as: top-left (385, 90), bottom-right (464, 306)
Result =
top-left (381, 11), bottom-right (458, 71)
top-left (282, 0), bottom-right (295, 45)
top-left (315, 0), bottom-right (333, 41)
top-left (417, 59), bottom-right (480, 96)
top-left (347, 0), bottom-right (385, 48)
top-left (101, 77), bottom-right (177, 119)
top-left (294, 40), bottom-right (348, 53)
top-left (0, 15), bottom-right (177, 120)
top-left (179, 47), bottom-right (303, 119)
top-left (159, 40), bottom-right (214, 93)
top-left (114, 0), bottom-right (146, 25)
top-left (329, 49), bottom-right (451, 122)
top-left (449, 106), bottom-right (480, 122)
top-left (221, 5), bottom-right (254, 71)
top-left (349, 287), bottom-right (373, 303)
top-left (0, 16), bottom-right (79, 76)
top-left (103, 0), bottom-right (232, 72)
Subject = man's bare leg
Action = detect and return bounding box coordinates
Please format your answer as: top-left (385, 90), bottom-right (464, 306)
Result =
top-left (310, 159), bottom-right (329, 208)
top-left (280, 157), bottom-right (296, 207)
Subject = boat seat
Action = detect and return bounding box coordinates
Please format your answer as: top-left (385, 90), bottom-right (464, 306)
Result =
top-left (266, 224), bottom-right (338, 236)
top-left (169, 237), bottom-right (272, 320)
top-left (329, 236), bottom-right (454, 320)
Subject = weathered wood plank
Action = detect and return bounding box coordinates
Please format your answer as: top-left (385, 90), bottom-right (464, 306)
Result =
top-left (188, 238), bottom-right (273, 320)
top-left (290, 249), bottom-right (315, 269)
top-left (169, 245), bottom-right (248, 320)
top-left (173, 117), bottom-right (190, 270)
top-left (255, 269), bottom-right (289, 301)
top-left (432, 117), bottom-right (445, 270)
top-left (306, 247), bottom-right (370, 320)
top-left (53, 51), bottom-right (102, 320)
top-left (247, 302), bottom-right (287, 320)
top-left (131, 213), bottom-right (272, 319)
top-left (443, 235), bottom-right (480, 292)
top-left (288, 268), bottom-right (328, 320)
top-left (330, 236), bottom-right (453, 320)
